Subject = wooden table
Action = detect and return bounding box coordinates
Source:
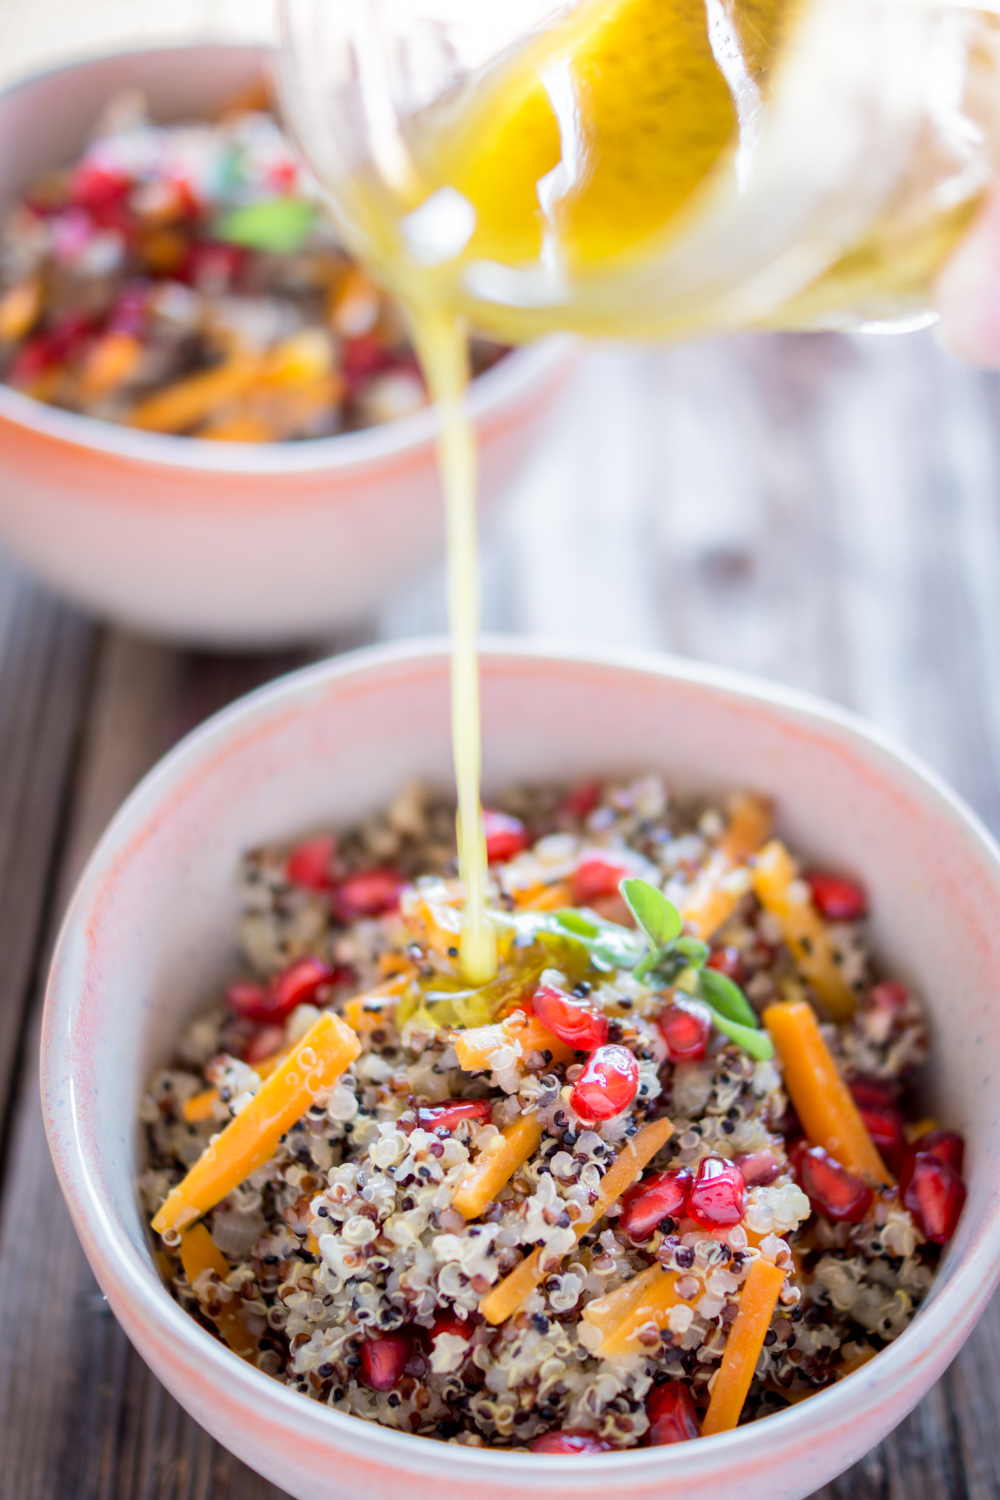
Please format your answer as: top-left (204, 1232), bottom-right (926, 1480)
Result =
top-left (1, 329), bottom-right (998, 1498)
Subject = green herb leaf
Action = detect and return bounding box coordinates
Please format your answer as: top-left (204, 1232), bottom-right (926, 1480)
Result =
top-left (705, 1009), bottom-right (774, 1060)
top-left (213, 197), bottom-right (318, 254)
top-left (620, 877), bottom-right (682, 949)
top-left (698, 967), bottom-right (759, 1030)
top-left (672, 937), bottom-right (710, 968)
top-left (507, 907), bottom-right (646, 972)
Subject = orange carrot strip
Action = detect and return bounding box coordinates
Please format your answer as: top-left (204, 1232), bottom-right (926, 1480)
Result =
top-left (454, 1011), bottom-right (574, 1070)
top-left (702, 1257), bottom-right (787, 1435)
top-left (502, 1010), bottom-right (575, 1064)
top-left (718, 793), bottom-right (773, 864)
top-left (153, 1012), bottom-right (360, 1234)
top-left (516, 880), bottom-right (574, 912)
top-left (452, 1113), bottom-right (545, 1221)
top-left (128, 354), bottom-right (261, 433)
top-left (763, 999), bottom-right (892, 1184)
top-left (680, 794), bottom-right (771, 941)
top-left (342, 971), bottom-right (412, 1034)
top-left (179, 1223), bottom-right (257, 1362)
top-left (479, 1115), bottom-right (674, 1324)
top-left (752, 841), bottom-right (857, 1019)
top-left (183, 1088), bottom-right (220, 1124)
top-left (0, 276), bottom-right (41, 342)
top-left (590, 1267), bottom-right (693, 1357)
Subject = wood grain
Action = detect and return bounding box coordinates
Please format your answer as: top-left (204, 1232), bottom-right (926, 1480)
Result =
top-left (1, 328), bottom-right (999, 1498)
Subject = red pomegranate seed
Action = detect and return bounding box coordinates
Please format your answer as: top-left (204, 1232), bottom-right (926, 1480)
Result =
top-left (911, 1129), bottom-right (964, 1175)
top-left (658, 998), bottom-right (712, 1062)
top-left (686, 1156), bottom-right (747, 1230)
top-left (858, 1103), bottom-right (908, 1173)
top-left (246, 1024), bottom-right (287, 1064)
top-left (286, 835), bottom-right (337, 890)
top-left (225, 980), bottom-right (269, 1019)
top-left (569, 1044), bottom-right (640, 1122)
top-left (360, 1333), bottom-right (411, 1391)
top-left (869, 980), bottom-right (909, 1013)
top-left (734, 1149), bottom-right (781, 1187)
top-left (619, 1168), bottom-right (694, 1241)
top-left (429, 1312), bottom-right (475, 1342)
top-left (530, 1430), bottom-right (613, 1454)
top-left (646, 1380), bottom-right (701, 1445)
top-left (805, 872), bottom-right (867, 922)
top-left (795, 1145), bottom-right (873, 1223)
top-left (572, 854), bottom-right (632, 907)
top-left (483, 810), bottom-right (530, 863)
top-left (900, 1151), bottom-right (966, 1244)
top-left (558, 780), bottom-right (603, 822)
top-left (532, 984), bottom-right (609, 1051)
top-left (342, 332), bottom-right (391, 392)
top-left (706, 946), bottom-right (745, 983)
top-left (267, 956), bottom-right (336, 1020)
top-left (848, 1075), bottom-right (901, 1109)
top-left (69, 161), bottom-right (131, 215)
top-left (333, 868), bottom-right (405, 921)
top-left (417, 1100), bottom-right (492, 1131)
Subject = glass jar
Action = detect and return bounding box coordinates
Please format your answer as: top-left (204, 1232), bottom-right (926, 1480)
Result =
top-left (278, 0), bottom-right (1000, 340)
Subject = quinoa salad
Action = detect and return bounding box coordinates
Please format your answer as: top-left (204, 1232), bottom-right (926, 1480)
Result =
top-left (141, 776), bottom-right (967, 1452)
top-left (0, 89), bottom-right (506, 440)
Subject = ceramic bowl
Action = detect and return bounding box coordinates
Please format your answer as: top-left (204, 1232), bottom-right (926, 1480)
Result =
top-left (0, 48), bottom-right (573, 646)
top-left (42, 641), bottom-right (1000, 1500)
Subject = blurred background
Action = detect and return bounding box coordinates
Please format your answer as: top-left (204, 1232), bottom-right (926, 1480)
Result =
top-left (0, 3), bottom-right (999, 1498)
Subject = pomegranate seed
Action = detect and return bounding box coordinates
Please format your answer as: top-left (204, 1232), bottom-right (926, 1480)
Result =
top-left (569, 1044), bottom-right (640, 1122)
top-left (333, 868), bottom-right (405, 921)
top-left (530, 1430), bottom-right (613, 1454)
top-left (360, 1333), bottom-right (411, 1391)
top-left (286, 835), bottom-right (337, 890)
top-left (794, 1144), bottom-right (873, 1223)
top-left (69, 161), bottom-right (131, 217)
top-left (619, 1168), bottom-right (694, 1241)
top-left (572, 854), bottom-right (632, 907)
top-left (225, 981), bottom-right (269, 1019)
top-left (848, 1075), bottom-right (901, 1109)
top-left (686, 1156), bottom-right (747, 1230)
top-left (805, 872), bottom-right (867, 922)
top-left (267, 956), bottom-right (336, 1020)
top-left (646, 1380), bottom-right (701, 1445)
top-left (416, 1100), bottom-right (492, 1131)
top-left (483, 810), bottom-right (530, 863)
top-left (658, 998), bottom-right (712, 1062)
top-left (342, 333), bottom-right (391, 392)
top-left (706, 946), bottom-right (745, 983)
top-left (869, 980), bottom-right (909, 1013)
top-left (429, 1312), bottom-right (475, 1342)
top-left (911, 1129), bottom-right (964, 1175)
top-left (246, 1024), bottom-right (286, 1064)
top-left (734, 1149), bottom-right (781, 1187)
top-left (532, 984), bottom-right (609, 1051)
top-left (858, 1103), bottom-right (908, 1173)
top-left (558, 779), bottom-right (603, 822)
top-left (900, 1151), bottom-right (966, 1244)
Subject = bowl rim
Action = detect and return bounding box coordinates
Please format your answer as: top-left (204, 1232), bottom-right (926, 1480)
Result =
top-left (0, 42), bottom-right (575, 475)
top-left (41, 637), bottom-right (1000, 1479)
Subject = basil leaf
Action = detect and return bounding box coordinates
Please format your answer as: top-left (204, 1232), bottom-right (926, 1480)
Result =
top-left (699, 967), bottom-right (759, 1030)
top-left (705, 1008), bottom-right (774, 1061)
top-left (213, 197), bottom-right (318, 254)
top-left (620, 877), bottom-right (682, 949)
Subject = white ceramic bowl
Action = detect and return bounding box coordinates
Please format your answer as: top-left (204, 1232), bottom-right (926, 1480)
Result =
top-left (42, 641), bottom-right (1000, 1500)
top-left (0, 48), bottom-right (573, 645)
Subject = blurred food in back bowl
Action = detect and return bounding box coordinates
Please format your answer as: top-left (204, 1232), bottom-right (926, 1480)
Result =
top-left (0, 46), bottom-right (572, 645)
top-left (0, 86), bottom-right (508, 441)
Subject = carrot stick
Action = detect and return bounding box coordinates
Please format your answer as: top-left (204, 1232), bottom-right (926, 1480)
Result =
top-left (183, 1088), bottom-right (219, 1124)
top-left (702, 1257), bottom-right (787, 1435)
top-left (342, 970), bottom-right (413, 1034)
top-left (452, 1113), bottom-right (545, 1220)
top-left (128, 354), bottom-right (261, 433)
top-left (586, 1266), bottom-right (693, 1357)
top-left (454, 1013), bottom-right (574, 1070)
top-left (153, 1012), bottom-right (359, 1234)
top-left (763, 999), bottom-right (892, 1184)
top-left (179, 1223), bottom-right (257, 1362)
top-left (479, 1115), bottom-right (674, 1324)
top-left (752, 841), bottom-right (857, 1019)
top-left (680, 794), bottom-right (771, 940)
